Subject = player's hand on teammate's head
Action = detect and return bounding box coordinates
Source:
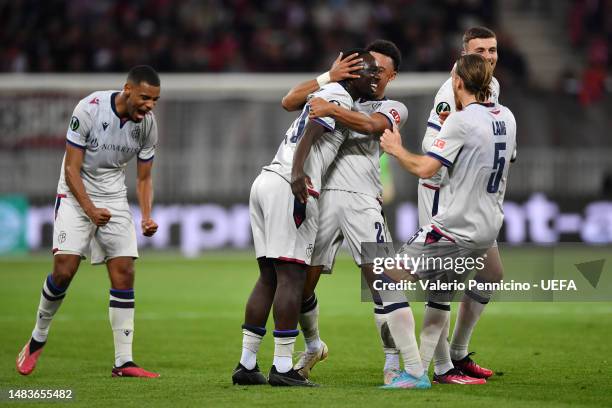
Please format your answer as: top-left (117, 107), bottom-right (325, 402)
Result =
top-left (308, 97), bottom-right (335, 119)
top-left (439, 111), bottom-right (450, 124)
top-left (380, 126), bottom-right (403, 157)
top-left (329, 52), bottom-right (363, 82)
top-left (141, 218), bottom-right (158, 237)
top-left (290, 172), bottom-right (313, 204)
top-left (87, 207), bottom-right (112, 227)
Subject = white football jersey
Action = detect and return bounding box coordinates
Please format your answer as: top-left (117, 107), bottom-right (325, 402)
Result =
top-left (421, 74), bottom-right (502, 188)
top-left (57, 90), bottom-right (158, 201)
top-left (263, 82), bottom-right (353, 194)
top-left (426, 102), bottom-right (517, 248)
top-left (323, 98), bottom-right (408, 198)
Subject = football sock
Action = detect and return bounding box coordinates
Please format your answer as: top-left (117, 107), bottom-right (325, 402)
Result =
top-left (299, 294), bottom-right (322, 353)
top-left (450, 292), bottom-right (488, 361)
top-left (31, 274), bottom-right (69, 345)
top-left (433, 316), bottom-right (454, 375)
top-left (117, 361), bottom-right (138, 368)
top-left (109, 288), bottom-right (135, 367)
top-left (382, 301), bottom-right (423, 378)
top-left (240, 324), bottom-right (266, 370)
top-left (420, 301), bottom-right (450, 373)
top-left (29, 338), bottom-right (46, 353)
top-left (373, 301), bottom-right (400, 371)
top-left (273, 329), bottom-right (299, 373)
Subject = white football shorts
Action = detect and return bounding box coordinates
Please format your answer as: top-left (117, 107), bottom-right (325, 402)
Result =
top-left (418, 182), bottom-right (498, 248)
top-left (311, 190), bottom-right (392, 272)
top-left (52, 195), bottom-right (138, 265)
top-left (249, 170), bottom-right (318, 265)
top-left (396, 224), bottom-right (487, 280)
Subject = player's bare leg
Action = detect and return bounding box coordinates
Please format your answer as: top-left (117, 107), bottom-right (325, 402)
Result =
top-left (233, 257), bottom-right (275, 385)
top-left (107, 256), bottom-right (158, 378)
top-left (244, 258), bottom-right (277, 327)
top-left (17, 254), bottom-right (80, 375)
top-left (268, 260), bottom-right (316, 386)
top-left (450, 247), bottom-right (501, 378)
top-left (295, 265), bottom-right (328, 378)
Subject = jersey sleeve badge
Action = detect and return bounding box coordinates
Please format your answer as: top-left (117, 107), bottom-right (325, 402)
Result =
top-left (433, 138), bottom-right (446, 149)
top-left (435, 102), bottom-right (451, 115)
top-left (389, 108), bottom-right (401, 124)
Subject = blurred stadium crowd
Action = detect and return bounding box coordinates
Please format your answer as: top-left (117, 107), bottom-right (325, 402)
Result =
top-left (1, 0), bottom-right (517, 75)
top-left (562, 0), bottom-right (612, 105)
top-left (2, 0), bottom-right (610, 96)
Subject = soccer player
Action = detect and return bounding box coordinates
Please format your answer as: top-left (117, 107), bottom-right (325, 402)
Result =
top-left (379, 53), bottom-right (517, 387)
top-left (281, 40), bottom-right (411, 385)
top-left (16, 66), bottom-right (161, 378)
top-left (420, 26), bottom-right (514, 382)
top-left (232, 50), bottom-right (379, 387)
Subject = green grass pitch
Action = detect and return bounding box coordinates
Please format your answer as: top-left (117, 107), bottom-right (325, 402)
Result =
top-left (1, 249), bottom-right (611, 407)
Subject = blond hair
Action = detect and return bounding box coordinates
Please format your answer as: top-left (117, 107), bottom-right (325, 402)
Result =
top-left (455, 54), bottom-right (492, 102)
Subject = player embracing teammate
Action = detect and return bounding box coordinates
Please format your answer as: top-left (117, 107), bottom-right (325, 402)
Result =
top-left (287, 28), bottom-right (514, 388)
top-left (232, 50), bottom-right (380, 387)
top-left (281, 40), bottom-right (410, 385)
top-left (232, 27), bottom-right (515, 389)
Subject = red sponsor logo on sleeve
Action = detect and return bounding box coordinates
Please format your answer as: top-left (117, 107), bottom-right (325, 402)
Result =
top-left (89, 97), bottom-right (100, 105)
top-left (389, 109), bottom-right (401, 124)
top-left (433, 139), bottom-right (446, 149)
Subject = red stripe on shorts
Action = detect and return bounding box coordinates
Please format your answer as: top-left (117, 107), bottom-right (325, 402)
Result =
top-left (277, 256), bottom-right (306, 264)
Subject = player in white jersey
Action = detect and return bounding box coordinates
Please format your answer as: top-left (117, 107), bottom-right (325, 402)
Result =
top-left (232, 50), bottom-right (380, 387)
top-left (420, 27), bottom-right (516, 383)
top-left (379, 53), bottom-right (517, 388)
top-left (281, 40), bottom-right (416, 385)
top-left (17, 66), bottom-right (161, 378)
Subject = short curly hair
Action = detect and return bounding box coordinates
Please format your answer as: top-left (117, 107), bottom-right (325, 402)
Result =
top-left (366, 40), bottom-right (401, 71)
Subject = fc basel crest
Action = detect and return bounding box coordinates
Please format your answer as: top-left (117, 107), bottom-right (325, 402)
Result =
top-left (435, 102), bottom-right (451, 115)
top-left (130, 126), bottom-right (141, 141)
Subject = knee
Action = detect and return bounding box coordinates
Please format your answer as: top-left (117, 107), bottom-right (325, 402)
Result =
top-left (302, 274), bottom-right (318, 299)
top-left (52, 255), bottom-right (79, 287)
top-left (475, 264), bottom-right (503, 283)
top-left (120, 264), bottom-right (135, 279)
top-left (302, 286), bottom-right (315, 300)
top-left (477, 249), bottom-right (504, 283)
top-left (111, 264), bottom-right (135, 290)
top-left (491, 266), bottom-right (504, 282)
top-left (277, 273), bottom-right (305, 299)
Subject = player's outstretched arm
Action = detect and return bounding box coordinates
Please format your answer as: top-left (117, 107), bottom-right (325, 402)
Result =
top-left (136, 159), bottom-right (158, 237)
top-left (281, 52), bottom-right (362, 111)
top-left (290, 122), bottom-right (326, 203)
top-left (308, 97), bottom-right (390, 135)
top-left (380, 127), bottom-right (441, 179)
top-left (64, 144), bottom-right (111, 226)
